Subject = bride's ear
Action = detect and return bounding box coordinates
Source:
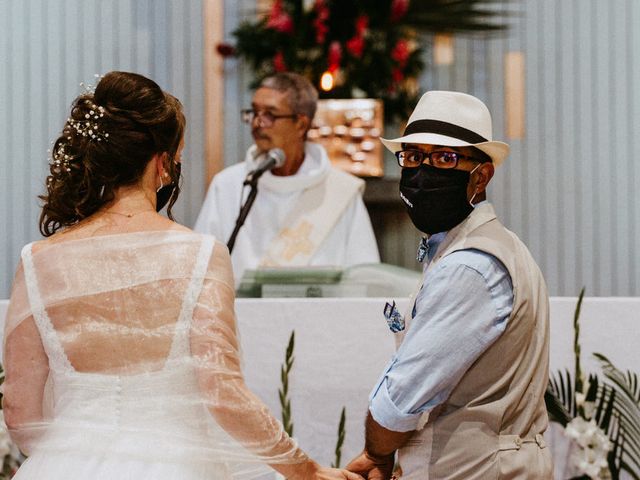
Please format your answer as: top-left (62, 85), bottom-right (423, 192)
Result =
top-left (153, 153), bottom-right (169, 178)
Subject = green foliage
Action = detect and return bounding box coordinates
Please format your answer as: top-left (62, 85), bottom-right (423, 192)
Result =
top-left (276, 332), bottom-right (347, 466)
top-left (402, 0), bottom-right (510, 32)
top-left (594, 353), bottom-right (640, 478)
top-left (228, 0), bottom-right (508, 123)
top-left (331, 407), bottom-right (346, 468)
top-left (546, 288), bottom-right (640, 479)
top-left (545, 369), bottom-right (574, 425)
top-left (573, 287), bottom-right (585, 407)
top-left (279, 330), bottom-right (296, 437)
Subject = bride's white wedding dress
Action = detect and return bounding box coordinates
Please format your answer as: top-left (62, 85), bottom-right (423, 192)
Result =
top-left (4, 231), bottom-right (305, 479)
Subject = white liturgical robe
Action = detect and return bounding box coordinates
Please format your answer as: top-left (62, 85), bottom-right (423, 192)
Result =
top-left (194, 143), bottom-right (380, 285)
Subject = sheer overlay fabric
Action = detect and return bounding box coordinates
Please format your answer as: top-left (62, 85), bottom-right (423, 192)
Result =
top-left (3, 231), bottom-right (306, 479)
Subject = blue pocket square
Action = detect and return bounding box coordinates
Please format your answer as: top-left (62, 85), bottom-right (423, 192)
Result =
top-left (384, 300), bottom-right (405, 333)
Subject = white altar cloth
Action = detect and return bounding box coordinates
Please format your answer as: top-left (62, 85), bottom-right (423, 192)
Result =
top-left (0, 297), bottom-right (638, 474)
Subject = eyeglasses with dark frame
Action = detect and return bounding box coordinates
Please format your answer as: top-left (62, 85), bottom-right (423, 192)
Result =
top-left (395, 150), bottom-right (484, 169)
top-left (240, 109), bottom-right (298, 127)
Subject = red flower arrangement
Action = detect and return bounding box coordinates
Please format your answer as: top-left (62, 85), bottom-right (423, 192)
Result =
top-left (273, 51), bottom-right (288, 72)
top-left (224, 0), bottom-right (505, 122)
top-left (327, 41), bottom-right (341, 73)
top-left (390, 0), bottom-right (410, 23)
top-left (265, 0), bottom-right (295, 34)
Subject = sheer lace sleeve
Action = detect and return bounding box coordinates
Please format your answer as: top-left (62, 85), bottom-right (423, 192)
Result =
top-left (2, 234), bottom-right (330, 479)
top-left (191, 241), bottom-right (316, 477)
top-left (3, 260), bottom-right (50, 455)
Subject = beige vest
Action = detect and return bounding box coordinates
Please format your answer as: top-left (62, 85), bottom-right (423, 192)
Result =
top-left (398, 203), bottom-right (553, 479)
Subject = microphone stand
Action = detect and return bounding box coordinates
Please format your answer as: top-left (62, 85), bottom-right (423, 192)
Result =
top-left (227, 148), bottom-right (285, 253)
top-left (226, 175), bottom-right (260, 254)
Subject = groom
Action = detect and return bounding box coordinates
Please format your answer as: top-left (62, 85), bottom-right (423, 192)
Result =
top-left (347, 91), bottom-right (552, 479)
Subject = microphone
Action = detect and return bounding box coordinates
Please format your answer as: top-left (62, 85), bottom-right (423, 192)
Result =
top-left (244, 148), bottom-right (286, 185)
top-left (228, 148), bottom-right (287, 252)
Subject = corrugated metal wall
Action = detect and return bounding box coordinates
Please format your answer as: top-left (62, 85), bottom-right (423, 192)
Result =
top-left (220, 1), bottom-right (255, 166)
top-left (219, 0), bottom-right (640, 297)
top-left (2, 0), bottom-right (640, 297)
top-left (458, 0), bottom-right (638, 296)
top-left (0, 0), bottom-right (205, 298)
top-left (490, 0), bottom-right (640, 297)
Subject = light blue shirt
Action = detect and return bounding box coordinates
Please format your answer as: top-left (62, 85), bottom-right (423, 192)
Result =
top-left (369, 215), bottom-right (514, 432)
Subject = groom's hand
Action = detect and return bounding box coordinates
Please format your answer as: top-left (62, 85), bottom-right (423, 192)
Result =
top-left (311, 466), bottom-right (364, 479)
top-left (346, 451), bottom-right (394, 480)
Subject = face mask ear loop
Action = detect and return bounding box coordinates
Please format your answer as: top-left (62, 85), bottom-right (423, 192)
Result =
top-left (156, 154), bottom-right (172, 193)
top-left (468, 163), bottom-right (482, 206)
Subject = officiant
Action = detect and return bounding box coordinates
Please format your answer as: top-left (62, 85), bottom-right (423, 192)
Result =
top-left (194, 72), bottom-right (379, 285)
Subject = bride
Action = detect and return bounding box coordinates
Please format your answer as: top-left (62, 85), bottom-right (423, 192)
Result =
top-left (2, 71), bottom-right (362, 480)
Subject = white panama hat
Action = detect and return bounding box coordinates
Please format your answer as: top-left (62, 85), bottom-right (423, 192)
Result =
top-left (380, 90), bottom-right (510, 166)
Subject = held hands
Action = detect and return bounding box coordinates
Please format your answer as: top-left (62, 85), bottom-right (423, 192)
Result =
top-left (345, 451), bottom-right (395, 480)
top-left (287, 460), bottom-right (364, 480)
top-left (312, 466), bottom-right (365, 480)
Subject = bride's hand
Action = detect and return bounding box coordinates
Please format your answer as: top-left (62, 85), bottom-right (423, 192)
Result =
top-left (310, 466), bottom-right (364, 479)
top-left (287, 461), bottom-right (364, 480)
top-left (280, 459), bottom-right (364, 480)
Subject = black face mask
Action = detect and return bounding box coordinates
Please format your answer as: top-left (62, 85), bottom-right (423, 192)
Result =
top-left (399, 164), bottom-right (475, 234)
top-left (156, 163), bottom-right (181, 212)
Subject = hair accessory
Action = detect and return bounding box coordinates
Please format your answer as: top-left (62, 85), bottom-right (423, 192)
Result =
top-left (51, 143), bottom-right (73, 173)
top-left (79, 74), bottom-right (104, 95)
top-left (72, 74), bottom-right (109, 142)
top-left (67, 103), bottom-right (109, 142)
top-left (46, 76), bottom-right (110, 177)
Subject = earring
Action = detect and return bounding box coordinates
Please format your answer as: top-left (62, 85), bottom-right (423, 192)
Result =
top-left (156, 177), bottom-right (164, 193)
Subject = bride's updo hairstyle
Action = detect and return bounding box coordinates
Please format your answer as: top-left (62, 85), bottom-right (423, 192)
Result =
top-left (39, 71), bottom-right (185, 236)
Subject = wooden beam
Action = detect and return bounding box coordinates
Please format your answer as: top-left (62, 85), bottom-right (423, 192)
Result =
top-left (433, 33), bottom-right (455, 66)
top-left (203, 0), bottom-right (225, 185)
top-left (504, 51), bottom-right (525, 140)
top-left (257, 0), bottom-right (271, 14)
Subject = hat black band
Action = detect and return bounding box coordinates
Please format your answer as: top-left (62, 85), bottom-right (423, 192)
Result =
top-left (403, 119), bottom-right (488, 144)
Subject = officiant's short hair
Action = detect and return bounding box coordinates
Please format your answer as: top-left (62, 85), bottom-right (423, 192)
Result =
top-left (259, 72), bottom-right (318, 121)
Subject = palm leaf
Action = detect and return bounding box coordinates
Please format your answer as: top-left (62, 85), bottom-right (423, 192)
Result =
top-left (403, 0), bottom-right (512, 32)
top-left (546, 289), bottom-right (640, 478)
top-left (279, 330), bottom-right (296, 437)
top-left (548, 368), bottom-right (577, 420)
top-left (544, 384), bottom-right (572, 426)
top-left (573, 287), bottom-right (586, 399)
top-left (591, 378), bottom-right (616, 433)
top-left (331, 407), bottom-right (347, 468)
top-left (594, 353), bottom-right (640, 477)
top-left (620, 459), bottom-right (640, 480)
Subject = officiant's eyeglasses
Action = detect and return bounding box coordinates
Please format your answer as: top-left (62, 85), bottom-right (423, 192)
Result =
top-left (241, 109), bottom-right (298, 127)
